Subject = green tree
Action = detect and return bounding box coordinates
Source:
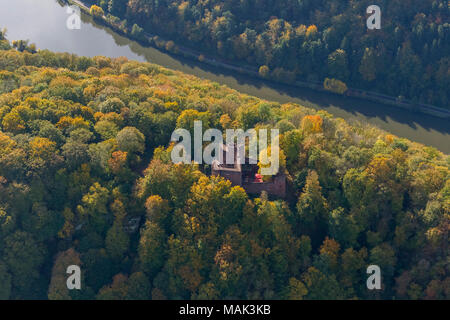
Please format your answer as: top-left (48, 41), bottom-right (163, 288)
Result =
top-left (138, 221), bottom-right (166, 277)
top-left (286, 277), bottom-right (308, 300)
top-left (0, 261), bottom-right (12, 299)
top-left (105, 200), bottom-right (130, 261)
top-left (116, 126), bottom-right (145, 154)
top-left (4, 231), bottom-right (46, 298)
top-left (327, 49), bottom-right (349, 81)
top-left (77, 182), bottom-right (110, 232)
top-left (126, 272), bottom-right (151, 300)
top-left (301, 267), bottom-right (344, 300)
top-left (296, 170), bottom-right (329, 248)
top-left (48, 248), bottom-right (82, 300)
top-left (131, 24), bottom-right (145, 42)
top-left (359, 48), bottom-right (377, 82)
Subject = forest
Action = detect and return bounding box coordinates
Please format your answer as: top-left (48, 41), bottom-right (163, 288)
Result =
top-left (84, 0), bottom-right (450, 109)
top-left (0, 33), bottom-right (449, 300)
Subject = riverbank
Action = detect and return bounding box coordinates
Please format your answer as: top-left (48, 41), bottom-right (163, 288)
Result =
top-left (67, 0), bottom-right (449, 119)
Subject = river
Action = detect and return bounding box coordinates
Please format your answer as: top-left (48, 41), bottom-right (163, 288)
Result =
top-left (0, 0), bottom-right (449, 153)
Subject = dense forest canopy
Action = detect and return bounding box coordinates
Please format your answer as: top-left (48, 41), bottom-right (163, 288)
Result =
top-left (0, 34), bottom-right (449, 300)
top-left (85, 0), bottom-right (450, 109)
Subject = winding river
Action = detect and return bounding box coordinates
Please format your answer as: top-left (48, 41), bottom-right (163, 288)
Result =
top-left (0, 0), bottom-right (449, 153)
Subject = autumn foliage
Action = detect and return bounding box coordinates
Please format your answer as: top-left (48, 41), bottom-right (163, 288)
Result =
top-left (0, 42), bottom-right (448, 300)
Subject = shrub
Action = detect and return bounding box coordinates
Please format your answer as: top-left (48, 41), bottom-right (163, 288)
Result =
top-left (323, 78), bottom-right (348, 95)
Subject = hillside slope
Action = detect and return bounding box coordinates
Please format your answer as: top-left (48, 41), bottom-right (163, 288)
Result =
top-left (0, 41), bottom-right (448, 300)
